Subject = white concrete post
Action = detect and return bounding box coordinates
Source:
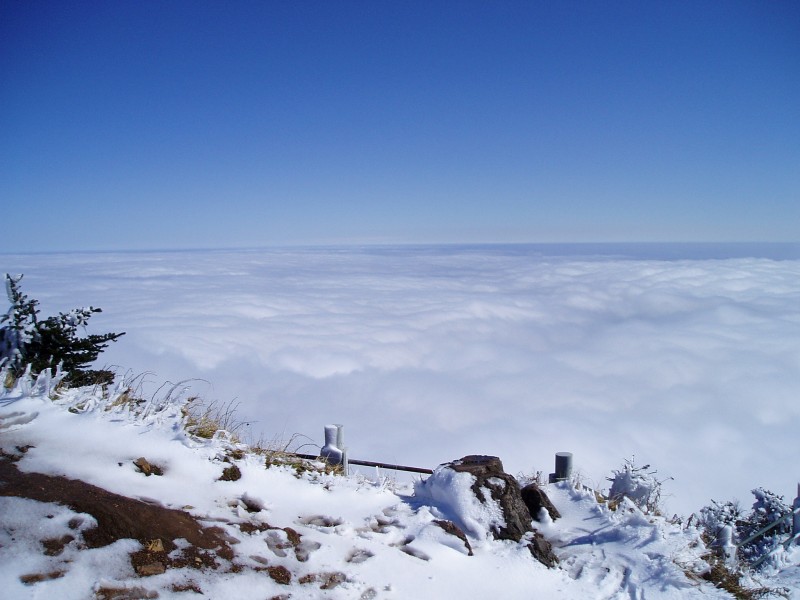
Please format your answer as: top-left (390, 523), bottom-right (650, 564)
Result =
top-left (716, 525), bottom-right (737, 565)
top-left (320, 424), bottom-right (348, 473)
top-left (320, 424), bottom-right (343, 465)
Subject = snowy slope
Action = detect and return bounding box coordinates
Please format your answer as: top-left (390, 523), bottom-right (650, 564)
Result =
top-left (1, 371), bottom-right (798, 599)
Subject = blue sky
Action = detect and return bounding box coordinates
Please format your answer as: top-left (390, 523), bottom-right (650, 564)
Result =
top-left (1, 1), bottom-right (798, 252)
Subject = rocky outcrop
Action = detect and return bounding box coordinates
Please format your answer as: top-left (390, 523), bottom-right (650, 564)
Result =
top-left (448, 455), bottom-right (532, 542)
top-left (430, 455), bottom-right (559, 567)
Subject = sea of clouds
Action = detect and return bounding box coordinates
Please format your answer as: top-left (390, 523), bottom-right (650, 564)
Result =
top-left (2, 244), bottom-right (798, 516)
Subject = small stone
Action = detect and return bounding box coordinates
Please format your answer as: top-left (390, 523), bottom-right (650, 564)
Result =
top-left (219, 464), bottom-right (241, 481)
top-left (267, 565), bottom-right (291, 585)
top-left (320, 572), bottom-right (347, 590)
top-left (96, 585), bottom-right (159, 599)
top-left (433, 519), bottom-right (473, 556)
top-left (20, 571), bottom-right (65, 585)
top-left (528, 532), bottom-right (559, 568)
top-left (133, 457), bottom-right (152, 476)
top-left (41, 534), bottom-right (74, 556)
top-left (295, 539), bottom-right (321, 562)
top-left (136, 561), bottom-right (166, 576)
top-left (133, 457), bottom-right (162, 476)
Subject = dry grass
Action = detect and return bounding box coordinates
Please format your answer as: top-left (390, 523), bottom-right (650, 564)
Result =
top-left (694, 554), bottom-right (789, 600)
top-left (3, 369), bottom-right (16, 390)
top-left (182, 397), bottom-right (245, 441)
top-left (250, 432), bottom-right (340, 477)
top-left (263, 449), bottom-right (343, 478)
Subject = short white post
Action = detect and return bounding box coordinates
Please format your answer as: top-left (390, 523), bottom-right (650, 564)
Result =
top-left (320, 424), bottom-right (348, 473)
top-left (320, 424), bottom-right (343, 465)
top-left (716, 525), bottom-right (737, 565)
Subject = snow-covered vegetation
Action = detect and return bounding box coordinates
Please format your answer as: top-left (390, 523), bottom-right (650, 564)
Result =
top-left (0, 274), bottom-right (123, 387)
top-left (2, 368), bottom-right (798, 599)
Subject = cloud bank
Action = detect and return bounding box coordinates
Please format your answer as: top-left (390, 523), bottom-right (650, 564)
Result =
top-left (2, 245), bottom-right (799, 515)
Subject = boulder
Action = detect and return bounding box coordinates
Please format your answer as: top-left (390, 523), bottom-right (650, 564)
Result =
top-left (448, 455), bottom-right (532, 542)
top-left (421, 455), bottom-right (559, 567)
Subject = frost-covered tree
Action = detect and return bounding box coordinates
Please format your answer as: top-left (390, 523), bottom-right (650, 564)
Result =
top-left (0, 274), bottom-right (124, 386)
top-left (697, 488), bottom-right (792, 570)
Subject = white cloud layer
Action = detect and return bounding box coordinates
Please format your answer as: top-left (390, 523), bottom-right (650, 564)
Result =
top-left (2, 245), bottom-right (799, 515)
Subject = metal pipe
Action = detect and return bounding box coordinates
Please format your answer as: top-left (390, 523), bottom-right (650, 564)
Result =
top-left (288, 453), bottom-right (432, 474)
top-left (347, 458), bottom-right (433, 475)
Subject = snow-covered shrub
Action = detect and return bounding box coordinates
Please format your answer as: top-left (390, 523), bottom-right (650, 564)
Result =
top-left (738, 488), bottom-right (792, 568)
top-left (697, 488), bottom-right (792, 571)
top-left (1, 274), bottom-right (124, 387)
top-left (607, 458), bottom-right (670, 515)
top-left (697, 498), bottom-right (743, 539)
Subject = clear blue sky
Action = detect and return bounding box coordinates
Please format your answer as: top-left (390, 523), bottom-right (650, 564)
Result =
top-left (2, 1), bottom-right (798, 252)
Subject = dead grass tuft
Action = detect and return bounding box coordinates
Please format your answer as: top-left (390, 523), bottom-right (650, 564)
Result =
top-left (182, 397), bottom-right (245, 442)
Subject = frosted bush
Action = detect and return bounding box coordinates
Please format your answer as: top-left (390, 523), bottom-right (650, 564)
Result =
top-left (608, 458), bottom-right (669, 515)
top-left (697, 488), bottom-right (792, 571)
top-left (738, 488), bottom-right (791, 568)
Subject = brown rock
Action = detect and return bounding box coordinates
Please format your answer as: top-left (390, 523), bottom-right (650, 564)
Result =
top-left (448, 455), bottom-right (532, 542)
top-left (219, 464), bottom-right (241, 481)
top-left (521, 483), bottom-right (561, 522)
top-left (267, 565), bottom-right (292, 585)
top-left (19, 571), bottom-right (65, 585)
top-left (41, 534), bottom-right (74, 556)
top-left (133, 457), bottom-right (152, 476)
top-left (96, 585), bottom-right (159, 599)
top-left (433, 519), bottom-right (473, 556)
top-left (436, 455), bottom-right (559, 568)
top-left (320, 572), bottom-right (347, 590)
top-left (528, 531), bottom-right (559, 568)
top-left (136, 561), bottom-right (166, 576)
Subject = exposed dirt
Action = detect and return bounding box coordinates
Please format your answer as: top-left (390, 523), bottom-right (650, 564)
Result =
top-left (0, 454), bottom-right (232, 563)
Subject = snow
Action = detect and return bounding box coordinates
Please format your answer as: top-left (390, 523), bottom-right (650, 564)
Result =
top-left (1, 371), bottom-right (798, 598)
top-left (412, 464), bottom-right (505, 542)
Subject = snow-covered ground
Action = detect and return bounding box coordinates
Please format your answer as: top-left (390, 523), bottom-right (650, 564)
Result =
top-left (1, 244), bottom-right (799, 517)
top-left (2, 371), bottom-right (797, 599)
